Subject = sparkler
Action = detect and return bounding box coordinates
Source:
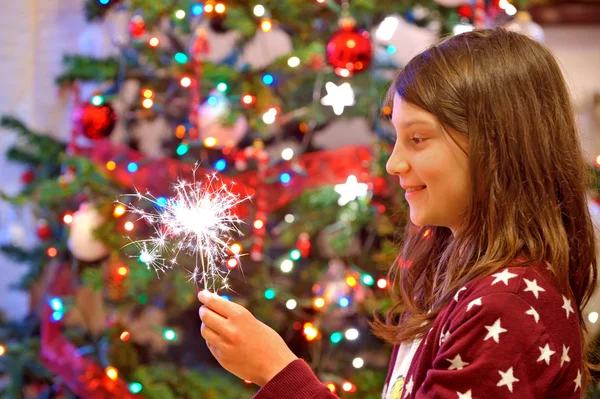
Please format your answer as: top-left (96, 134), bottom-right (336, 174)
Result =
top-left (120, 165), bottom-right (250, 292)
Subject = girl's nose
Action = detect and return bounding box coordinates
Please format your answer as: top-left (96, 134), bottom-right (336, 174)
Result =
top-left (386, 155), bottom-right (410, 176)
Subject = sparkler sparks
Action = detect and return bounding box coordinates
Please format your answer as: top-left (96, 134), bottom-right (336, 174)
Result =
top-left (120, 166), bottom-right (250, 292)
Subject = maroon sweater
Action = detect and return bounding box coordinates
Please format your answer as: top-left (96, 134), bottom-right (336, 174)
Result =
top-left (254, 263), bottom-right (584, 398)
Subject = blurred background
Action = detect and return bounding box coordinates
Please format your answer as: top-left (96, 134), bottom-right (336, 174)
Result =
top-left (0, 0), bottom-right (599, 398)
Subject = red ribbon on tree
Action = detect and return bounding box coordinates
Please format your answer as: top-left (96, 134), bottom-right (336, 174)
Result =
top-left (40, 263), bottom-right (141, 399)
top-left (79, 140), bottom-right (374, 216)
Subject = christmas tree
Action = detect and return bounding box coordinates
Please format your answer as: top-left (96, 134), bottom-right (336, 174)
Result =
top-left (0, 0), bottom-right (570, 398)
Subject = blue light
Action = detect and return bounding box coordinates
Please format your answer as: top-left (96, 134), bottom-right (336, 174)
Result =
top-left (221, 295), bottom-right (230, 301)
top-left (156, 197), bottom-right (167, 207)
top-left (176, 143), bottom-right (189, 156)
top-left (264, 289), bottom-right (276, 300)
top-left (127, 162), bottom-right (138, 173)
top-left (91, 95), bottom-right (104, 106)
top-left (280, 172), bottom-right (291, 184)
top-left (174, 52), bottom-right (189, 64)
top-left (129, 382), bottom-right (143, 394)
top-left (163, 329), bottom-right (177, 341)
top-left (290, 249), bottom-right (301, 260)
top-left (99, 0), bottom-right (110, 4)
top-left (387, 45), bottom-right (397, 54)
top-left (215, 159), bottom-right (227, 171)
top-left (262, 74), bottom-right (274, 85)
top-left (139, 251), bottom-right (152, 263)
top-left (362, 274), bottom-right (375, 286)
top-left (50, 297), bottom-right (63, 311)
top-left (330, 331), bottom-right (343, 344)
top-left (207, 95), bottom-right (218, 106)
top-left (51, 311), bottom-right (63, 322)
top-left (191, 4), bottom-right (204, 15)
top-left (339, 297), bottom-right (350, 308)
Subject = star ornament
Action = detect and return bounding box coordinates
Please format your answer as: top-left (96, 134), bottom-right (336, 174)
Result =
top-left (335, 175), bottom-right (368, 206)
top-left (321, 81), bottom-right (355, 115)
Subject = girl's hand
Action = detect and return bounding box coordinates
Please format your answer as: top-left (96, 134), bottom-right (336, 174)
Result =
top-left (197, 290), bottom-right (298, 386)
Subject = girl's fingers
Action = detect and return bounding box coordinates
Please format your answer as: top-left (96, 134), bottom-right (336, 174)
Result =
top-left (199, 305), bottom-right (229, 336)
top-left (198, 290), bottom-right (246, 319)
top-left (206, 341), bottom-right (221, 359)
top-left (200, 322), bottom-right (222, 347)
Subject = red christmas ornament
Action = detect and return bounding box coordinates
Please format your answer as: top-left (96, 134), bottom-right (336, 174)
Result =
top-left (21, 170), bottom-right (35, 184)
top-left (37, 220), bottom-right (52, 240)
top-left (74, 102), bottom-right (117, 140)
top-left (457, 4), bottom-right (473, 19)
top-left (129, 15), bottom-right (146, 38)
top-left (326, 18), bottom-right (373, 77)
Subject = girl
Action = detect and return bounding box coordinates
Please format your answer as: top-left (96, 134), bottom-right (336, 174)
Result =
top-left (198, 28), bottom-right (598, 398)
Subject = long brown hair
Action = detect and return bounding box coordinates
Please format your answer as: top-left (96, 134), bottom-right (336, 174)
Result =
top-left (371, 28), bottom-right (598, 387)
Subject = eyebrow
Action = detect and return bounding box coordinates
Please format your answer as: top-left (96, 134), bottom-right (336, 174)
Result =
top-left (400, 119), bottom-right (434, 128)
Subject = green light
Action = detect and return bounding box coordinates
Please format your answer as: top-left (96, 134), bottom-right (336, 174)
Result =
top-left (174, 52), bottom-right (189, 64)
top-left (361, 274), bottom-right (374, 286)
top-left (216, 82), bottom-right (228, 92)
top-left (91, 95), bottom-right (104, 106)
top-left (176, 143), bottom-right (189, 156)
top-left (264, 289), bottom-right (276, 300)
top-left (129, 382), bottom-right (143, 394)
top-left (330, 331), bottom-right (343, 344)
top-left (290, 249), bottom-right (301, 260)
top-left (138, 293), bottom-right (147, 304)
top-left (164, 329), bottom-right (177, 341)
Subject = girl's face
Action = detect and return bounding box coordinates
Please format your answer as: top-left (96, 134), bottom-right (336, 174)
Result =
top-left (386, 94), bottom-right (471, 233)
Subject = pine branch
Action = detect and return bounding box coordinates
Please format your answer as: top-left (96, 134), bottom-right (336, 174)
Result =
top-left (56, 55), bottom-right (121, 85)
top-left (0, 116), bottom-right (65, 168)
top-left (0, 116), bottom-right (62, 149)
top-left (0, 245), bottom-right (35, 263)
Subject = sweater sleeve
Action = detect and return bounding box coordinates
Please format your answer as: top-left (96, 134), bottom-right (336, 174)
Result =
top-left (253, 359), bottom-right (338, 399)
top-left (412, 292), bottom-right (579, 398)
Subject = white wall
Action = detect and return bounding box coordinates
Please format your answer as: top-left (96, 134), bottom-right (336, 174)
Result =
top-left (544, 25), bottom-right (600, 335)
top-left (544, 26), bottom-right (600, 165)
top-left (0, 0), bottom-right (86, 319)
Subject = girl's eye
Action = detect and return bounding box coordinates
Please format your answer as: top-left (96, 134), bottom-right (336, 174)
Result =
top-left (411, 137), bottom-right (424, 144)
